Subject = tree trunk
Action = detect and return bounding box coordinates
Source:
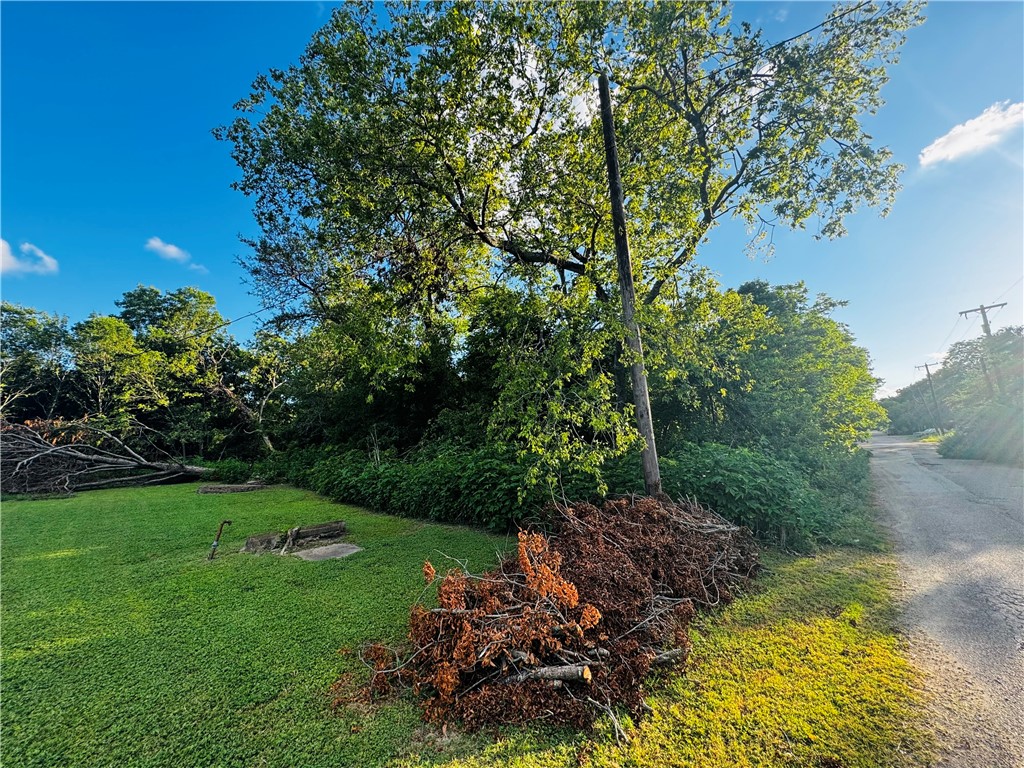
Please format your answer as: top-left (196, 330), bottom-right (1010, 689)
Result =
top-left (598, 72), bottom-right (662, 497)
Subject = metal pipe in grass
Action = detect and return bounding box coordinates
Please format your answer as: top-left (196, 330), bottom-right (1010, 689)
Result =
top-left (208, 520), bottom-right (232, 560)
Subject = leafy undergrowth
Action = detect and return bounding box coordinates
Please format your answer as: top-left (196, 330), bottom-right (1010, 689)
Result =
top-left (387, 550), bottom-right (932, 768)
top-left (2, 486), bottom-right (931, 768)
top-left (0, 484), bottom-right (504, 768)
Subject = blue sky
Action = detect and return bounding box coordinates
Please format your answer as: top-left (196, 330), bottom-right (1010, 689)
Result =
top-left (2, 2), bottom-right (1022, 395)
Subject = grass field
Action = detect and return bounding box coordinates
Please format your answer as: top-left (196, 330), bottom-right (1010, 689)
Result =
top-left (1, 484), bottom-right (930, 767)
top-left (1, 484), bottom-right (504, 767)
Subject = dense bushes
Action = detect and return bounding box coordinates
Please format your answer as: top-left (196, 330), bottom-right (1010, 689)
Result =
top-left (255, 441), bottom-right (862, 550)
top-left (606, 444), bottom-right (827, 549)
top-left (201, 458), bottom-right (255, 484)
top-left (938, 402), bottom-right (1024, 466)
top-left (259, 446), bottom-right (546, 531)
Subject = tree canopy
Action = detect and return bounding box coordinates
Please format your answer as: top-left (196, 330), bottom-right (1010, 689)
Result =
top-left (3, 2), bottom-right (918, 505)
top-left (220, 1), bottom-right (919, 317)
top-left (217, 0), bottom-right (919, 481)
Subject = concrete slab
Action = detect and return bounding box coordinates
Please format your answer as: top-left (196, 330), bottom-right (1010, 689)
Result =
top-left (292, 542), bottom-right (363, 561)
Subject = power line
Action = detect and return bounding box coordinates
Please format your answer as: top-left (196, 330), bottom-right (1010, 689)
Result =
top-left (205, 308), bottom-right (266, 337)
top-left (655, 0), bottom-right (877, 92)
top-left (953, 313), bottom-right (980, 345)
top-left (934, 315), bottom-right (963, 354)
top-left (993, 275), bottom-right (1023, 303)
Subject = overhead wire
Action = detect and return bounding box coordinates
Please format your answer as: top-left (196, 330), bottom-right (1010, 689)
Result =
top-left (933, 315), bottom-right (963, 356)
top-left (679, 0), bottom-right (877, 90)
top-left (952, 313), bottom-right (980, 345)
top-left (992, 275), bottom-right (1023, 303)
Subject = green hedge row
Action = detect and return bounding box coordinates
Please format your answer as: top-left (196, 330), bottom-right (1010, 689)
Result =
top-left (604, 444), bottom-right (828, 550)
top-left (257, 446), bottom-right (548, 531)
top-left (246, 441), bottom-right (845, 550)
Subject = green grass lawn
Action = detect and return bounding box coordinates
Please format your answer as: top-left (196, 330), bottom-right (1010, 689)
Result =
top-left (1, 484), bottom-right (505, 767)
top-left (1, 484), bottom-right (930, 768)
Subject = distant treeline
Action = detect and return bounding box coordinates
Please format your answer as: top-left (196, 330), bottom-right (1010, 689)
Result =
top-left (3, 275), bottom-right (885, 548)
top-left (879, 327), bottom-right (1023, 465)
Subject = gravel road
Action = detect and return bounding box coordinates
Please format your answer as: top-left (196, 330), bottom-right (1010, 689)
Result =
top-left (870, 434), bottom-right (1023, 767)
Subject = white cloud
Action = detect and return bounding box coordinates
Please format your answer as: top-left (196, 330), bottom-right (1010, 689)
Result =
top-left (919, 101), bottom-right (1024, 168)
top-left (145, 236), bottom-right (190, 263)
top-left (145, 236), bottom-right (207, 274)
top-left (1, 239), bottom-right (60, 276)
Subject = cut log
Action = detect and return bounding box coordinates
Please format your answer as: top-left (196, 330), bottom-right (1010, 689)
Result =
top-left (651, 648), bottom-right (686, 667)
top-left (295, 520), bottom-right (348, 540)
top-left (503, 664), bottom-right (593, 685)
top-left (241, 520), bottom-right (349, 555)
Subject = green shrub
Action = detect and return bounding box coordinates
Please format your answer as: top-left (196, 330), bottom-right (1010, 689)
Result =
top-left (938, 401), bottom-right (1024, 466)
top-left (201, 458), bottom-right (254, 484)
top-left (256, 446), bottom-right (336, 484)
top-left (605, 444), bottom-right (825, 550)
top-left (261, 446), bottom-right (541, 531)
top-left (262, 441), bottom-right (852, 549)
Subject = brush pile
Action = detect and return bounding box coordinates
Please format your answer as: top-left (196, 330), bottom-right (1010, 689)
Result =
top-left (361, 496), bottom-right (759, 731)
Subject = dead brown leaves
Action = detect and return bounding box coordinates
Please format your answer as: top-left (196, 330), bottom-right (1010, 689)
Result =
top-left (357, 496), bottom-right (760, 730)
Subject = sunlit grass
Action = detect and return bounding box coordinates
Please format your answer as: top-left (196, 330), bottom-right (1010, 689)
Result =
top-left (390, 551), bottom-right (931, 768)
top-left (2, 486), bottom-right (930, 767)
top-left (1, 484), bottom-right (505, 768)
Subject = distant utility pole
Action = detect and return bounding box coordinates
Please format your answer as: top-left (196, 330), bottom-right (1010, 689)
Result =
top-left (915, 363), bottom-right (944, 434)
top-left (958, 303), bottom-right (1007, 338)
top-left (958, 302), bottom-right (1008, 397)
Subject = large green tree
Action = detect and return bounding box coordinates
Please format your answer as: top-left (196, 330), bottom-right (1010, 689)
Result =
top-left (70, 315), bottom-right (165, 422)
top-left (724, 281), bottom-right (887, 453)
top-left (219, 1), bottom-right (920, 486)
top-left (0, 302), bottom-right (74, 420)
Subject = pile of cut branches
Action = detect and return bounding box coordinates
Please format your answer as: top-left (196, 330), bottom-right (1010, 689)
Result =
top-left (360, 496), bottom-right (759, 733)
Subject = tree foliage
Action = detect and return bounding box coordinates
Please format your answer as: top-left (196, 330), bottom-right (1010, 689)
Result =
top-left (217, 0), bottom-right (919, 478)
top-left (220, 1), bottom-right (919, 310)
top-left (0, 302), bottom-right (73, 419)
top-left (881, 326), bottom-right (1023, 465)
top-left (1, 287), bottom-right (284, 473)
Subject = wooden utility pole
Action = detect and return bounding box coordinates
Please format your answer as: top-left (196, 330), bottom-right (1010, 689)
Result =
top-left (958, 303), bottom-right (1007, 338)
top-left (914, 363), bottom-right (944, 434)
top-left (597, 72), bottom-right (662, 497)
top-left (958, 302), bottom-right (1008, 397)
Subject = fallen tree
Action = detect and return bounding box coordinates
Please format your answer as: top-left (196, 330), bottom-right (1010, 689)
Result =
top-left (356, 497), bottom-right (759, 737)
top-left (0, 418), bottom-right (210, 495)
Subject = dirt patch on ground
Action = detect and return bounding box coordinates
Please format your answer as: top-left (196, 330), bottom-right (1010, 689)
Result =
top-left (197, 483), bottom-right (268, 494)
